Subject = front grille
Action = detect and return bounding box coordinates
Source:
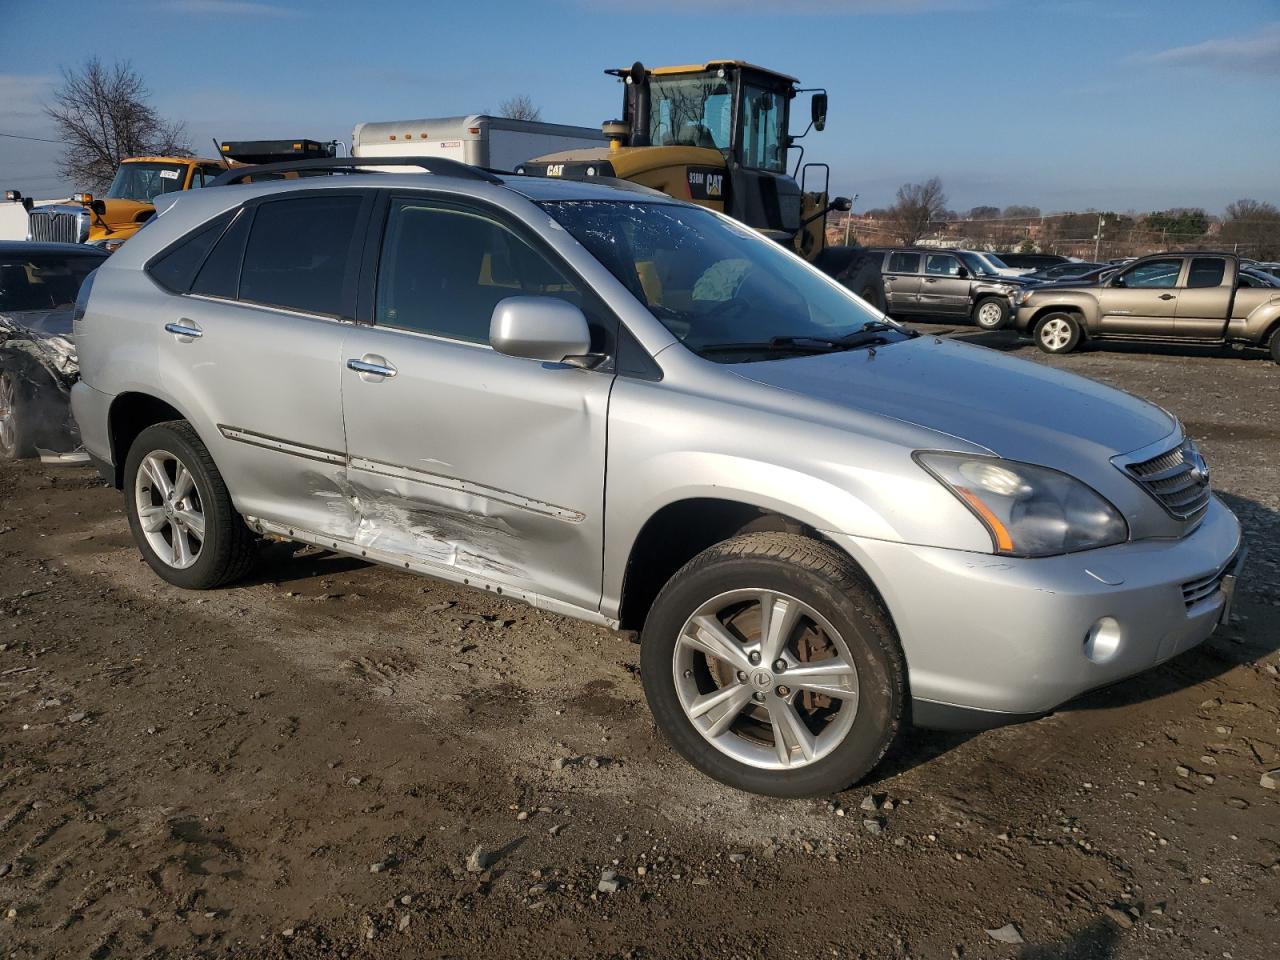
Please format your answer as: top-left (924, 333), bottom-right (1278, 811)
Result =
top-left (1124, 437), bottom-right (1211, 523)
top-left (28, 211), bottom-right (81, 244)
top-left (1181, 553), bottom-right (1237, 609)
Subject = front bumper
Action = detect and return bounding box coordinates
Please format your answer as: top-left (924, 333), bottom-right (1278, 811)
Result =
top-left (837, 495), bottom-right (1243, 725)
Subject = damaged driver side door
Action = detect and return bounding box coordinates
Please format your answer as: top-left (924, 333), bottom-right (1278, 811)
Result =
top-left (337, 193), bottom-right (616, 614)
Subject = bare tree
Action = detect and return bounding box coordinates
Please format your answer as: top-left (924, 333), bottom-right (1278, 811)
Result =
top-left (886, 177), bottom-right (947, 245)
top-left (1220, 198), bottom-right (1280, 259)
top-left (497, 95), bottom-right (542, 122)
top-left (44, 58), bottom-right (190, 191)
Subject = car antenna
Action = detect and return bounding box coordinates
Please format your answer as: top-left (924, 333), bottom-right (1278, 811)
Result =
top-left (212, 138), bottom-right (230, 168)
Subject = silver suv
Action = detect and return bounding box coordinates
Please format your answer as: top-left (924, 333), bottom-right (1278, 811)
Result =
top-left (70, 158), bottom-right (1245, 797)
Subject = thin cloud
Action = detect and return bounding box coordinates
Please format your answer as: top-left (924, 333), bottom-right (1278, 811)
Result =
top-left (169, 0), bottom-right (302, 16)
top-left (0, 74), bottom-right (56, 130)
top-left (1143, 22), bottom-right (1280, 77)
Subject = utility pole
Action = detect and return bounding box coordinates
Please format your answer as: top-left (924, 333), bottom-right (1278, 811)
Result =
top-left (843, 193), bottom-right (859, 247)
top-left (1094, 214), bottom-right (1106, 262)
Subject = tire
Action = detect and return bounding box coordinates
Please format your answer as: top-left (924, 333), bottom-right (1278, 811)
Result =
top-left (1035, 311), bottom-right (1083, 354)
top-left (1270, 328), bottom-right (1280, 365)
top-left (639, 532), bottom-right (906, 798)
top-left (0, 367), bottom-right (37, 461)
top-left (973, 297), bottom-right (1010, 331)
top-left (123, 420), bottom-right (256, 589)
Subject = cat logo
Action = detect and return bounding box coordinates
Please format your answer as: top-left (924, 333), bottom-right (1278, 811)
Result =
top-left (686, 167), bottom-right (726, 201)
top-left (547, 164), bottom-right (564, 177)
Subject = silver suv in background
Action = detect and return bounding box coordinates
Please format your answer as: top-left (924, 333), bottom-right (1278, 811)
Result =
top-left (71, 158), bottom-right (1244, 797)
top-left (876, 247), bottom-right (1033, 329)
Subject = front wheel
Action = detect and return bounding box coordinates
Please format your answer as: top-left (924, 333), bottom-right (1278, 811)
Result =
top-left (1270, 328), bottom-right (1280, 365)
top-left (640, 533), bottom-right (906, 797)
top-left (0, 368), bottom-right (36, 461)
top-left (1035, 312), bottom-right (1083, 354)
top-left (973, 297), bottom-right (1010, 331)
top-left (124, 421), bottom-right (256, 589)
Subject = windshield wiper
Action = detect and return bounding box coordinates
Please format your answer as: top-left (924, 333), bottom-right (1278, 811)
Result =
top-left (700, 322), bottom-right (914, 357)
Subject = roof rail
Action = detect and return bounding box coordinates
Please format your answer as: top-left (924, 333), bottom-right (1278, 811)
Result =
top-left (207, 155), bottom-right (504, 188)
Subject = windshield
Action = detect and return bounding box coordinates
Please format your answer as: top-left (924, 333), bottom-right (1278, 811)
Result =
top-left (543, 200), bottom-right (902, 362)
top-left (982, 253), bottom-right (1010, 269)
top-left (105, 162), bottom-right (187, 202)
top-left (648, 74), bottom-right (733, 153)
top-left (0, 254), bottom-right (100, 314)
top-left (958, 252), bottom-right (999, 276)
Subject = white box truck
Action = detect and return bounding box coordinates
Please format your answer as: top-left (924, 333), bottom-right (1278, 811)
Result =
top-left (351, 114), bottom-right (606, 172)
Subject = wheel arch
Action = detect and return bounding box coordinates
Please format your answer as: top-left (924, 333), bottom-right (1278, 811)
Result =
top-left (106, 391), bottom-right (195, 488)
top-left (614, 496), bottom-right (896, 636)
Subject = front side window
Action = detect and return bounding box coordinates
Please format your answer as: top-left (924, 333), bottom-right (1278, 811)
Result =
top-left (1120, 258), bottom-right (1182, 289)
top-left (238, 195), bottom-right (363, 316)
top-left (887, 251), bottom-right (921, 273)
top-left (739, 82), bottom-right (786, 172)
top-left (648, 74), bottom-right (733, 152)
top-left (1186, 257), bottom-right (1226, 288)
top-left (105, 162), bottom-right (188, 202)
top-left (925, 254), bottom-right (962, 277)
top-left (544, 200), bottom-right (897, 362)
top-left (375, 198), bottom-right (604, 346)
top-left (958, 252), bottom-right (997, 276)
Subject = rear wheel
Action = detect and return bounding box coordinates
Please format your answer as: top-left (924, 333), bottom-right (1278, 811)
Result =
top-left (1035, 312), bottom-right (1083, 354)
top-left (640, 532), bottom-right (906, 797)
top-left (0, 368), bottom-right (36, 461)
top-left (973, 297), bottom-right (1010, 331)
top-left (124, 421), bottom-right (256, 589)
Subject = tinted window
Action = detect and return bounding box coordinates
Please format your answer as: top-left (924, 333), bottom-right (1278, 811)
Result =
top-left (376, 198), bottom-right (605, 346)
top-left (887, 251), bottom-right (921, 273)
top-left (239, 195), bottom-right (363, 316)
top-left (1120, 258), bottom-right (1182, 289)
top-left (925, 254), bottom-right (961, 276)
top-left (147, 212), bottom-right (232, 293)
top-left (1186, 257), bottom-right (1226, 288)
top-left (191, 207), bottom-right (251, 299)
top-left (0, 254), bottom-right (101, 311)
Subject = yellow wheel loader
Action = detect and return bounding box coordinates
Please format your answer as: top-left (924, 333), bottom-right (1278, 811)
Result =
top-left (517, 60), bottom-right (884, 309)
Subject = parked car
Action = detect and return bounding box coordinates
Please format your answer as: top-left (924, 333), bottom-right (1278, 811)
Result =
top-left (0, 241), bottom-right (108, 459)
top-left (994, 253), bottom-right (1068, 272)
top-left (1015, 252), bottom-right (1280, 360)
top-left (1241, 267), bottom-right (1280, 288)
top-left (876, 247), bottom-right (1033, 329)
top-left (1026, 261), bottom-right (1104, 282)
top-left (959, 249), bottom-right (1032, 277)
top-left (71, 158), bottom-right (1245, 797)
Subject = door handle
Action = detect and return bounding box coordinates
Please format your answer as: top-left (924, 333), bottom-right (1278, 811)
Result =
top-left (164, 320), bottom-right (202, 339)
top-left (347, 358), bottom-right (398, 379)
top-left (924, 278), bottom-right (938, 283)
top-left (1159, 293), bottom-right (1176, 300)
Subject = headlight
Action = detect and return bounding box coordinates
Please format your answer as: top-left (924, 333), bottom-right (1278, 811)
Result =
top-left (1015, 288), bottom-right (1035, 305)
top-left (915, 452), bottom-right (1128, 557)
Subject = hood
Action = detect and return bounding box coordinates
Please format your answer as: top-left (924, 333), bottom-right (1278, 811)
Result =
top-left (729, 336), bottom-right (1175, 470)
top-left (1025, 277), bottom-right (1104, 292)
top-left (96, 198), bottom-right (154, 236)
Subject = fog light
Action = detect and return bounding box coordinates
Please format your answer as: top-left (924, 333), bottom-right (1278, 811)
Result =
top-left (1083, 617), bottom-right (1122, 663)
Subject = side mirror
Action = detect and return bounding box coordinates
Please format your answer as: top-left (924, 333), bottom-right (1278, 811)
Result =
top-left (811, 92), bottom-right (828, 132)
top-left (830, 196), bottom-right (852, 213)
top-left (90, 199), bottom-right (107, 217)
top-left (490, 296), bottom-right (593, 365)
top-left (956, 266), bottom-right (969, 279)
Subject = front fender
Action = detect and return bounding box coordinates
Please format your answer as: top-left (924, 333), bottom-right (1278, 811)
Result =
top-left (1020, 291), bottom-right (1101, 331)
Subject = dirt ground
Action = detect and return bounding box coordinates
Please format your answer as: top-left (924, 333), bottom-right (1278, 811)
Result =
top-left (2, 329), bottom-right (1278, 960)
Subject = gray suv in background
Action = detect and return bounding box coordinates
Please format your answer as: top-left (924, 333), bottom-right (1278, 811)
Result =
top-left (877, 247), bottom-right (1033, 329)
top-left (69, 158), bottom-right (1244, 797)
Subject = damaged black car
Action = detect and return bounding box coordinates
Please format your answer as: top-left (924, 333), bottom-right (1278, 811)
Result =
top-left (0, 242), bottom-right (108, 460)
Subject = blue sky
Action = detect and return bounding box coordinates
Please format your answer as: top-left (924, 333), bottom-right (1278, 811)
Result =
top-left (2, 0), bottom-right (1277, 213)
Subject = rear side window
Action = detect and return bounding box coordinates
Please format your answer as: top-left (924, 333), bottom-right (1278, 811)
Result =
top-left (146, 211), bottom-right (233, 293)
top-left (238, 195), bottom-right (364, 317)
top-left (887, 252), bottom-right (920, 273)
top-left (1186, 257), bottom-right (1226, 288)
top-left (191, 207), bottom-right (251, 299)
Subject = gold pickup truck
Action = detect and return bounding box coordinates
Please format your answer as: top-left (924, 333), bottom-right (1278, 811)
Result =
top-left (21, 156), bottom-right (228, 252)
top-left (1015, 252), bottom-right (1280, 363)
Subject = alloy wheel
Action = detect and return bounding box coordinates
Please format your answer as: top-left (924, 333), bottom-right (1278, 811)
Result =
top-left (977, 302), bottom-right (1004, 328)
top-left (672, 589), bottom-right (860, 770)
top-left (0, 373), bottom-right (16, 458)
top-left (134, 449), bottom-right (206, 569)
top-left (1040, 317), bottom-right (1073, 351)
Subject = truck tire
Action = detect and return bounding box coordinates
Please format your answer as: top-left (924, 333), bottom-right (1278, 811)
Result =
top-left (973, 296), bottom-right (1010, 331)
top-left (640, 532), bottom-right (906, 798)
top-left (1270, 327), bottom-right (1280, 365)
top-left (124, 421), bottom-right (257, 590)
top-left (1035, 312), bottom-right (1083, 354)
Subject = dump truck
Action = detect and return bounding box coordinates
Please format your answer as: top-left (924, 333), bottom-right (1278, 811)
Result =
top-left (352, 115), bottom-right (606, 171)
top-left (516, 60), bottom-right (884, 308)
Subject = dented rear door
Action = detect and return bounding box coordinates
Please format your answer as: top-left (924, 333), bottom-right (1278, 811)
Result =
top-left (336, 193), bottom-right (615, 612)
